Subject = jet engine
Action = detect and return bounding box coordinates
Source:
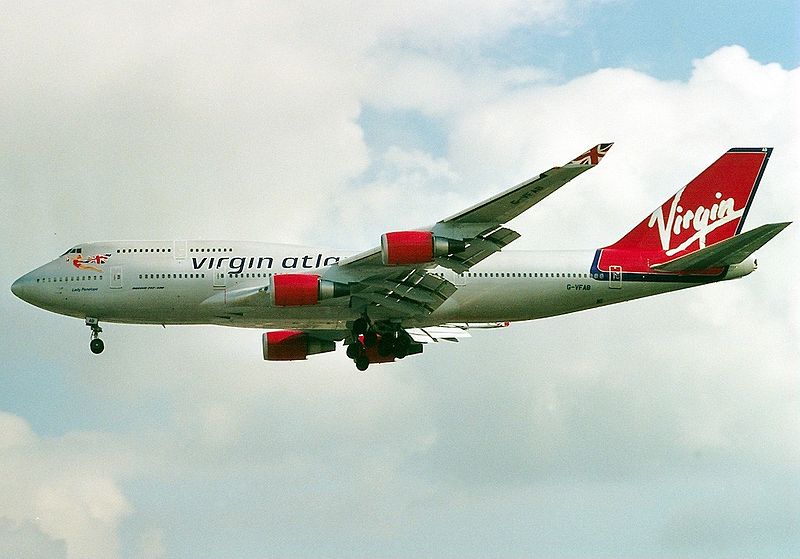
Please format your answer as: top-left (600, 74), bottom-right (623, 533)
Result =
top-left (269, 274), bottom-right (349, 306)
top-left (380, 231), bottom-right (466, 265)
top-left (262, 330), bottom-right (336, 361)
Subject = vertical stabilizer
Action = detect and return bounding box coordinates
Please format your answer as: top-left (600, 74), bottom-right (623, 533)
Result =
top-left (594, 148), bottom-right (772, 277)
top-left (607, 148), bottom-right (771, 256)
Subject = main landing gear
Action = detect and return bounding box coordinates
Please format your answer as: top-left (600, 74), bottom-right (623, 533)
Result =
top-left (347, 316), bottom-right (372, 371)
top-left (86, 317), bottom-right (104, 354)
top-left (346, 315), bottom-right (421, 371)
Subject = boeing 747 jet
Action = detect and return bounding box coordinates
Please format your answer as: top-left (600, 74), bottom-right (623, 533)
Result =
top-left (11, 145), bottom-right (790, 370)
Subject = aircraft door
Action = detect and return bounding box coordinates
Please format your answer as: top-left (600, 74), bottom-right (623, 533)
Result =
top-left (609, 265), bottom-right (622, 289)
top-left (174, 240), bottom-right (188, 260)
top-left (212, 270), bottom-right (226, 289)
top-left (110, 266), bottom-right (123, 289)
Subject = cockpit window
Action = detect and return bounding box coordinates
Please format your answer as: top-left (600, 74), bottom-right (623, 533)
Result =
top-left (59, 247), bottom-right (82, 256)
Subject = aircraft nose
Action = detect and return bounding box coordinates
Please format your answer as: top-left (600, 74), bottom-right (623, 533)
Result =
top-left (11, 273), bottom-right (31, 301)
top-left (11, 276), bottom-right (22, 297)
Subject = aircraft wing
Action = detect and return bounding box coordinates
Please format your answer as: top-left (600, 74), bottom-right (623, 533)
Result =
top-left (322, 143), bottom-right (613, 319)
top-left (439, 143), bottom-right (613, 225)
top-left (336, 143), bottom-right (612, 271)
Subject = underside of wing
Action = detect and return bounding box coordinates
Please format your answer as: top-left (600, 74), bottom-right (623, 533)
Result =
top-left (351, 268), bottom-right (457, 319)
top-left (434, 225), bottom-right (520, 273)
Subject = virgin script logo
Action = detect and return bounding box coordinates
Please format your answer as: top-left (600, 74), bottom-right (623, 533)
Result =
top-left (648, 189), bottom-right (742, 256)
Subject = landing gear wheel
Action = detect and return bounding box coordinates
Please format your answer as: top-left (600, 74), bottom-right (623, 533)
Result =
top-left (363, 330), bottom-right (378, 348)
top-left (352, 317), bottom-right (369, 336)
top-left (86, 317), bottom-right (104, 354)
top-left (90, 338), bottom-right (104, 354)
top-left (393, 331), bottom-right (412, 359)
top-left (394, 344), bottom-right (408, 359)
top-left (377, 336), bottom-right (395, 357)
top-left (346, 342), bottom-right (362, 360)
top-left (355, 355), bottom-right (370, 371)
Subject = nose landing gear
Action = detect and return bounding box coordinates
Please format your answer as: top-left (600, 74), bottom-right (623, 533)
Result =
top-left (86, 317), bottom-right (104, 354)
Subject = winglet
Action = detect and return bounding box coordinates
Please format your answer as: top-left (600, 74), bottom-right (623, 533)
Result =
top-left (567, 143), bottom-right (614, 167)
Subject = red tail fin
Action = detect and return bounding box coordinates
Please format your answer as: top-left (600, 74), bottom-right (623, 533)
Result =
top-left (596, 148), bottom-right (771, 275)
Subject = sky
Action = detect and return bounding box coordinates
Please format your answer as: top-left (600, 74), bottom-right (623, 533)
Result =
top-left (0, 1), bottom-right (798, 558)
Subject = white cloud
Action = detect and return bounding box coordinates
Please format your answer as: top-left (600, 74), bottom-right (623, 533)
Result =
top-left (0, 413), bottom-right (131, 559)
top-left (448, 45), bottom-right (799, 251)
top-left (327, 146), bottom-right (462, 245)
top-left (0, 519), bottom-right (66, 559)
top-left (370, 0), bottom-right (568, 47)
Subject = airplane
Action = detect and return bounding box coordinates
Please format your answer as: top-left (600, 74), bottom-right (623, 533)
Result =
top-left (11, 144), bottom-right (790, 370)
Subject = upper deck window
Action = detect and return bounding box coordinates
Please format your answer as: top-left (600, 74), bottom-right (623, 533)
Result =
top-left (59, 247), bottom-right (82, 256)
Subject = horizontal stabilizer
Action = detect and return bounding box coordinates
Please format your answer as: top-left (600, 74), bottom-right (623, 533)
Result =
top-left (407, 325), bottom-right (472, 343)
top-left (650, 222), bottom-right (791, 272)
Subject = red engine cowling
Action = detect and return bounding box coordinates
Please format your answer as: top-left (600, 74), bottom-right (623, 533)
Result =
top-left (263, 330), bottom-right (336, 361)
top-left (269, 274), bottom-right (348, 306)
top-left (380, 231), bottom-right (466, 265)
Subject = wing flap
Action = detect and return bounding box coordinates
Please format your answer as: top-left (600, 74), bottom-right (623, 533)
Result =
top-left (353, 269), bottom-right (457, 317)
top-left (354, 292), bottom-right (426, 315)
top-left (434, 226), bottom-right (521, 272)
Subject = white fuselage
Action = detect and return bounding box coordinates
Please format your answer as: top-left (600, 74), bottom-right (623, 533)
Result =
top-left (11, 240), bottom-right (756, 334)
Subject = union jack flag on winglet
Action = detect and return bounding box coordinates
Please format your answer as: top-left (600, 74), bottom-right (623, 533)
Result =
top-left (570, 142), bottom-right (613, 166)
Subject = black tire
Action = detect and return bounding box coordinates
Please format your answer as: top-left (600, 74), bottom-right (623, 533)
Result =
top-left (377, 337), bottom-right (394, 357)
top-left (363, 330), bottom-right (378, 348)
top-left (90, 338), bottom-right (104, 354)
top-left (352, 317), bottom-right (369, 336)
top-left (395, 333), bottom-right (411, 352)
top-left (355, 355), bottom-right (369, 371)
top-left (346, 343), bottom-right (362, 360)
